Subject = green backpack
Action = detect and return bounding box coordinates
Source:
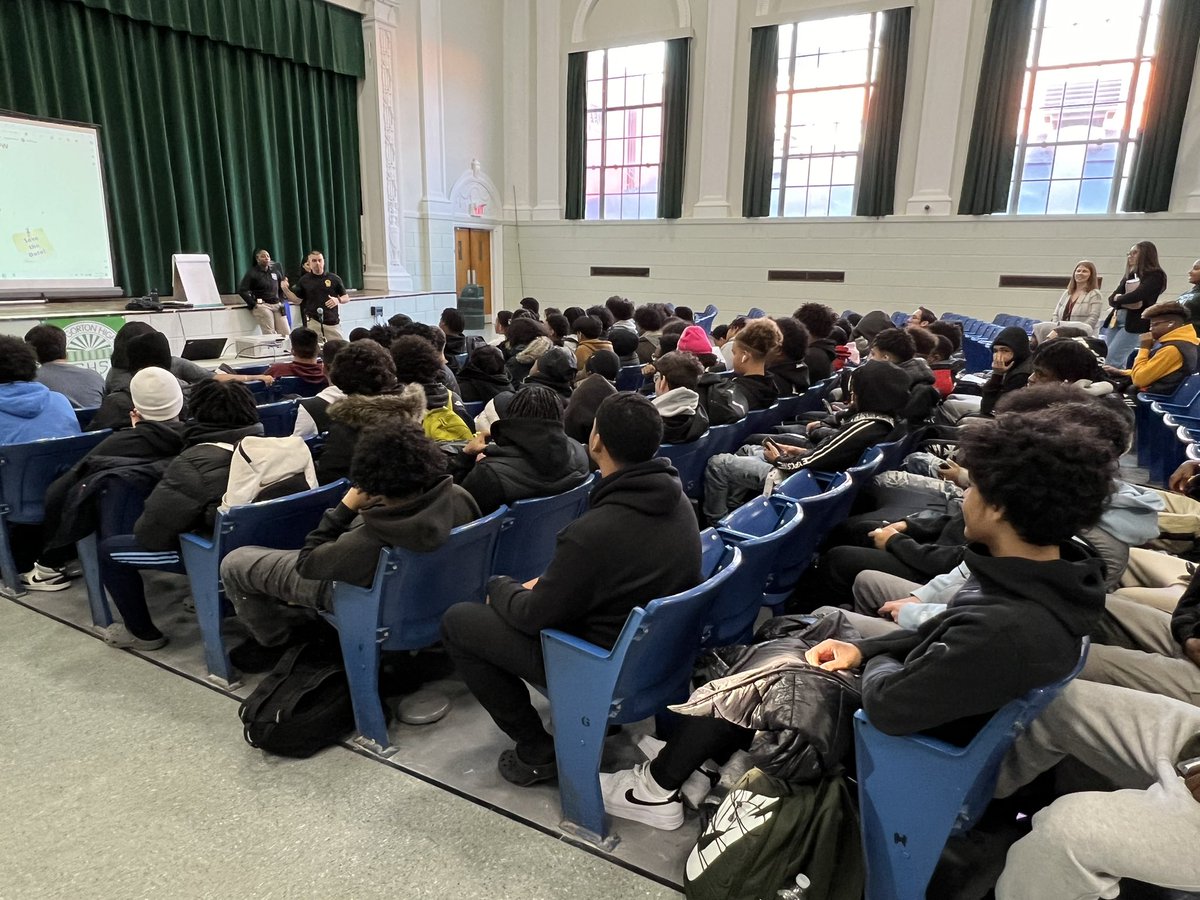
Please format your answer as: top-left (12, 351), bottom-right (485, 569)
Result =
top-left (423, 396), bottom-right (473, 442)
top-left (685, 769), bottom-right (864, 900)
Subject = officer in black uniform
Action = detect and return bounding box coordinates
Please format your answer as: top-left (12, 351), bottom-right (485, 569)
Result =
top-left (291, 249), bottom-right (349, 342)
top-left (237, 249), bottom-right (292, 337)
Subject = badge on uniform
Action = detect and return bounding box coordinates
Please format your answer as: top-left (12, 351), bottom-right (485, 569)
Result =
top-left (325, 279), bottom-right (331, 287)
top-left (272, 272), bottom-right (279, 280)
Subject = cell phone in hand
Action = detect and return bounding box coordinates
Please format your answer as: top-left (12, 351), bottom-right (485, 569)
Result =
top-left (938, 461), bottom-right (953, 471)
top-left (1179, 756), bottom-right (1200, 778)
top-left (763, 437), bottom-right (781, 453)
top-left (217, 363), bottom-right (235, 374)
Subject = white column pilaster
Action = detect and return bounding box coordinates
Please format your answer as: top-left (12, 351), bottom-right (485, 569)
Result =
top-left (531, 0), bottom-right (563, 220)
top-left (691, 0), bottom-right (739, 218)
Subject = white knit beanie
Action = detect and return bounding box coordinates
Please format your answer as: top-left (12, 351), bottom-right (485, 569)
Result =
top-left (130, 366), bottom-right (184, 421)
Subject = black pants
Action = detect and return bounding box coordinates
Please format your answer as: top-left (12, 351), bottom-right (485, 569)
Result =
top-left (440, 601), bottom-right (554, 763)
top-left (10, 523), bottom-right (73, 573)
top-left (650, 716), bottom-right (754, 791)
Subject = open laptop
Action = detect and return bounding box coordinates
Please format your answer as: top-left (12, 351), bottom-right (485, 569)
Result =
top-left (180, 337), bottom-right (229, 361)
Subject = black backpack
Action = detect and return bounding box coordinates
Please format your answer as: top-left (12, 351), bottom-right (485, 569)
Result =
top-left (698, 373), bottom-right (750, 426)
top-left (239, 641), bottom-right (356, 758)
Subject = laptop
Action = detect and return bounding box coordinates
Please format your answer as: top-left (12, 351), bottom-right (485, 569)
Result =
top-left (180, 338), bottom-right (230, 361)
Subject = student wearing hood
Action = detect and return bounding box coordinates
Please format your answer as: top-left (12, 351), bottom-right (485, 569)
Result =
top-left (457, 345), bottom-right (515, 403)
top-left (475, 347), bottom-right (577, 435)
top-left (461, 385), bottom-right (591, 515)
top-left (851, 310), bottom-right (894, 357)
top-left (564, 350), bottom-right (619, 443)
top-left (939, 326), bottom-right (1033, 424)
top-left (651, 351), bottom-right (709, 444)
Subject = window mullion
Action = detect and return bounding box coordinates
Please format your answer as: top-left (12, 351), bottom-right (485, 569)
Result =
top-left (778, 26), bottom-right (798, 216)
top-left (1110, 0), bottom-right (1154, 213)
top-left (1011, 0), bottom-right (1047, 214)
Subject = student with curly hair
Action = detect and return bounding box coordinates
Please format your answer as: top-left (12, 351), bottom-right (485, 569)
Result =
top-left (766, 316), bottom-right (811, 396)
top-left (634, 305), bottom-right (667, 364)
top-left (601, 406), bottom-right (1112, 830)
top-left (221, 422), bottom-right (481, 671)
top-left (793, 303), bottom-right (839, 381)
top-left (697, 318), bottom-right (782, 425)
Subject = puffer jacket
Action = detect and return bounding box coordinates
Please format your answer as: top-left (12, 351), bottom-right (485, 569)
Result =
top-left (316, 385), bottom-right (427, 484)
top-left (461, 417), bottom-right (590, 515)
top-left (134, 421), bottom-right (264, 550)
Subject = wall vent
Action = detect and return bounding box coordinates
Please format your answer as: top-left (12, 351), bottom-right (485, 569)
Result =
top-left (590, 266), bottom-right (650, 277)
top-left (766, 270), bottom-right (845, 283)
top-left (999, 274), bottom-right (1103, 289)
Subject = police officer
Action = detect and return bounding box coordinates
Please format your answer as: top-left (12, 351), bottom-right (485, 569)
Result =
top-left (291, 249), bottom-right (349, 342)
top-left (237, 249), bottom-right (292, 337)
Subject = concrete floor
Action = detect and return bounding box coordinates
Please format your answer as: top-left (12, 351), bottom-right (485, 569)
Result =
top-left (0, 598), bottom-right (681, 899)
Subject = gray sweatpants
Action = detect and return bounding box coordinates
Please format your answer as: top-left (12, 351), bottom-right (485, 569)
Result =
top-left (995, 680), bottom-right (1200, 900)
top-left (220, 546), bottom-right (331, 647)
top-left (851, 570), bottom-right (922, 617)
top-left (702, 448), bottom-right (772, 523)
top-left (1082, 594), bottom-right (1200, 707)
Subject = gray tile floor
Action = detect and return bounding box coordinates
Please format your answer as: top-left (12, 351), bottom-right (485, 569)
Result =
top-left (0, 595), bottom-right (684, 899)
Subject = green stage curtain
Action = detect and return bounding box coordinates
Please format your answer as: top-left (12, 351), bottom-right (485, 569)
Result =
top-left (0, 0), bottom-right (362, 297)
top-left (958, 0), bottom-right (1037, 215)
top-left (657, 37), bottom-right (691, 220)
top-left (565, 51), bottom-right (587, 220)
top-left (742, 26), bottom-right (779, 218)
top-left (66, 0), bottom-right (365, 78)
top-left (1124, 0), bottom-right (1200, 213)
top-left (856, 7), bottom-right (911, 217)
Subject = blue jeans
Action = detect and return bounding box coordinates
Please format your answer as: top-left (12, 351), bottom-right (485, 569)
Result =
top-left (1104, 327), bottom-right (1141, 368)
top-left (702, 448), bottom-right (773, 523)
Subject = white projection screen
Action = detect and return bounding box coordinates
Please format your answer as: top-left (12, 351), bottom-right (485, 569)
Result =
top-left (0, 111), bottom-right (120, 298)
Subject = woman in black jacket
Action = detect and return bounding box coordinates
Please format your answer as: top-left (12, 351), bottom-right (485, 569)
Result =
top-left (1104, 240), bottom-right (1167, 366)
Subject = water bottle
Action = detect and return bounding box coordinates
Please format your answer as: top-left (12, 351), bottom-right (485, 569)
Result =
top-left (775, 873), bottom-right (810, 899)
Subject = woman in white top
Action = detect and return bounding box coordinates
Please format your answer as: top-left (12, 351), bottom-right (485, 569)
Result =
top-left (1034, 260), bottom-right (1104, 346)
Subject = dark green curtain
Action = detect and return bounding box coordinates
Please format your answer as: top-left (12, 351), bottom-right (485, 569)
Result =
top-left (565, 51), bottom-right (588, 220)
top-left (1125, 0), bottom-right (1200, 213)
top-left (0, 0), bottom-right (362, 297)
top-left (742, 26), bottom-right (779, 218)
top-left (856, 7), bottom-right (911, 217)
top-left (958, 0), bottom-right (1038, 215)
top-left (66, 0), bottom-right (365, 77)
top-left (657, 38), bottom-right (691, 220)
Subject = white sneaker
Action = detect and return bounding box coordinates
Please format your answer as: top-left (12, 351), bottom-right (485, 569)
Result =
top-left (100, 624), bottom-right (168, 651)
top-left (20, 564), bottom-right (70, 592)
top-left (599, 762), bottom-right (684, 830)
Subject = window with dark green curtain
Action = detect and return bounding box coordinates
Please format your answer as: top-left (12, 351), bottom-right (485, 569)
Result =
top-left (565, 52), bottom-right (588, 220)
top-left (742, 26), bottom-right (778, 219)
top-left (0, 0), bottom-right (363, 297)
top-left (856, 7), bottom-right (911, 217)
top-left (1125, 0), bottom-right (1200, 213)
top-left (657, 38), bottom-right (691, 220)
top-left (958, 0), bottom-right (1038, 215)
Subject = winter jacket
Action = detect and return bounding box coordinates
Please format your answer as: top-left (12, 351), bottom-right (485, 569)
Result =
top-left (1107, 269), bottom-right (1167, 334)
top-left (504, 339), bottom-right (553, 387)
top-left (315, 386), bottom-right (427, 485)
top-left (47, 455), bottom-right (172, 549)
top-left (294, 386), bottom-right (346, 438)
top-left (979, 354), bottom-right (1034, 418)
top-left (898, 357), bottom-right (935, 387)
top-left (461, 417), bottom-right (590, 515)
top-left (853, 540), bottom-right (1105, 744)
top-left (134, 422), bottom-right (265, 550)
top-left (563, 374), bottom-right (616, 444)
top-left (487, 457), bottom-right (702, 649)
top-left (456, 364), bottom-right (513, 403)
top-left (653, 386), bottom-right (709, 444)
top-left (734, 374), bottom-right (779, 412)
top-left (419, 381), bottom-right (473, 440)
top-left (1124, 322), bottom-right (1200, 393)
top-left (0, 381), bottom-right (80, 444)
top-left (805, 340), bottom-right (837, 382)
top-left (295, 476), bottom-right (480, 587)
top-left (574, 338), bottom-right (614, 373)
top-left (767, 360), bottom-right (811, 397)
top-left (265, 359), bottom-right (328, 385)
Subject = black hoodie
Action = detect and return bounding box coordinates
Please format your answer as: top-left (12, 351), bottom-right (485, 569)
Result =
top-left (805, 339), bottom-right (837, 382)
top-left (853, 540), bottom-right (1105, 744)
top-left (767, 360), bottom-right (811, 396)
top-left (295, 476), bottom-right (481, 586)
top-left (134, 421), bottom-right (265, 549)
top-left (563, 373), bottom-right (617, 443)
top-left (488, 457), bottom-right (702, 648)
top-left (980, 327), bottom-right (1034, 417)
top-left (461, 417), bottom-right (591, 515)
top-left (457, 363), bottom-right (514, 403)
top-left (735, 373), bottom-right (780, 411)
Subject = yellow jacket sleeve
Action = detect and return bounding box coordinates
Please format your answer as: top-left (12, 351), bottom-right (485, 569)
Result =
top-left (1129, 344), bottom-right (1183, 390)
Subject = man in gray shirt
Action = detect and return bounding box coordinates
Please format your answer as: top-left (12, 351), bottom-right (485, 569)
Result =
top-left (24, 324), bottom-right (105, 409)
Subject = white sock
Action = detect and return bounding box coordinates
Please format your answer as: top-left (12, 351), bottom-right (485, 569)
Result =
top-left (636, 762), bottom-right (676, 801)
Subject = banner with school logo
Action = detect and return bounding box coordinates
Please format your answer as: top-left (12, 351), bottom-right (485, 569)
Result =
top-left (44, 315), bottom-right (125, 377)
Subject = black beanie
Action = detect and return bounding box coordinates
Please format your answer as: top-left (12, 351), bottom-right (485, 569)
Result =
top-left (127, 331), bottom-right (172, 373)
top-left (609, 329), bottom-right (639, 357)
top-left (849, 360), bottom-right (911, 417)
top-left (586, 349), bottom-right (621, 381)
top-left (993, 326), bottom-right (1031, 363)
top-left (535, 347), bottom-right (578, 384)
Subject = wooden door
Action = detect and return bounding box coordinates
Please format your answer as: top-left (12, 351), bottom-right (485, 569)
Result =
top-left (454, 227), bottom-right (493, 316)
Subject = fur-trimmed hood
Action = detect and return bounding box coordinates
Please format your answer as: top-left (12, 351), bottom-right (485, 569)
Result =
top-left (326, 384), bottom-right (427, 428)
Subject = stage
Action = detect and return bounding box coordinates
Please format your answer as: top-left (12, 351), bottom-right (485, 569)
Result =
top-left (0, 290), bottom-right (458, 374)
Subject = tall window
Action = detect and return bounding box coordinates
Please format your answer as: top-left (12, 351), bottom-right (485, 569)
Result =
top-left (584, 42), bottom-right (665, 220)
top-left (771, 14), bottom-right (882, 217)
top-left (1009, 0), bottom-right (1162, 215)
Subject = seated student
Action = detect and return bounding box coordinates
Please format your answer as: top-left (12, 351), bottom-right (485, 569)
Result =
top-left (634, 305), bottom-right (667, 364)
top-left (456, 345), bottom-right (514, 404)
top-left (701, 361), bottom-right (909, 524)
top-left (563, 350), bottom-right (618, 443)
top-left (291, 340), bottom-right (348, 438)
top-left (766, 316), bottom-right (811, 396)
top-left (460, 385), bottom-right (590, 515)
top-left (476, 347), bottom-right (578, 435)
top-left (609, 328), bottom-right (641, 368)
top-left (264, 327), bottom-right (328, 385)
top-left (572, 316), bottom-right (614, 373)
top-left (519, 296), bottom-right (541, 320)
top-left (439, 307), bottom-right (483, 371)
top-left (395, 321), bottom-right (462, 397)
top-left (1103, 301), bottom-right (1199, 395)
top-left (104, 321), bottom-right (237, 393)
top-left (24, 324), bottom-right (105, 409)
top-left (220, 421), bottom-right (481, 671)
top-left (673, 305), bottom-right (695, 324)
top-left (390, 335), bottom-right (472, 442)
top-left (441, 393), bottom-right (702, 785)
top-left (993, 680), bottom-right (1200, 899)
top-left (675, 325), bottom-right (724, 372)
top-left (939, 326), bottom-right (1033, 424)
top-left (926, 334), bottom-right (957, 397)
top-left (718, 317), bottom-right (747, 368)
top-left (1028, 335), bottom-right (1111, 392)
top-left (601, 407), bottom-right (1112, 829)
top-left (317, 343), bottom-right (425, 484)
top-left (606, 295), bottom-right (637, 333)
top-left (545, 313), bottom-right (571, 348)
top-left (793, 303), bottom-right (839, 382)
top-left (90, 332), bottom-right (186, 432)
top-left (871, 327), bottom-right (935, 388)
top-left (491, 310), bottom-right (512, 348)
top-left (586, 304), bottom-right (615, 335)
top-left (502, 318), bottom-right (554, 385)
top-left (905, 306), bottom-right (937, 328)
top-left (652, 351), bottom-right (709, 444)
top-left (97, 380), bottom-right (265, 650)
top-left (697, 318), bottom-right (782, 426)
top-left (851, 310), bottom-right (894, 357)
